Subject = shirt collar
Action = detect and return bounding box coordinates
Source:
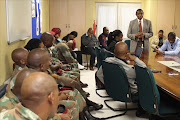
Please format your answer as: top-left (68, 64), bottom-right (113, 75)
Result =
top-left (86, 32), bottom-right (88, 36)
top-left (102, 33), bottom-right (108, 37)
top-left (16, 103), bottom-right (41, 120)
top-left (6, 90), bottom-right (20, 104)
top-left (137, 18), bottom-right (143, 23)
top-left (115, 56), bottom-right (128, 64)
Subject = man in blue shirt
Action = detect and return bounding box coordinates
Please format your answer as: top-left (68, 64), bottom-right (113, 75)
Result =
top-left (156, 32), bottom-right (180, 56)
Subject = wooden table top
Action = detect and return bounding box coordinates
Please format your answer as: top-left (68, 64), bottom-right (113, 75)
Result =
top-left (140, 52), bottom-right (180, 101)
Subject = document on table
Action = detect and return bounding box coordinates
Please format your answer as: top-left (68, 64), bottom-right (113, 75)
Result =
top-left (157, 61), bottom-right (180, 72)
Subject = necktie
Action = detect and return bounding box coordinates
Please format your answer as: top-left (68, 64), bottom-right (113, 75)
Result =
top-left (139, 20), bottom-right (142, 41)
top-left (139, 20), bottom-right (142, 32)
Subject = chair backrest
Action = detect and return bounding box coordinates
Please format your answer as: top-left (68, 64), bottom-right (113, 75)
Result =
top-left (135, 65), bottom-right (160, 114)
top-left (0, 84), bottom-right (7, 98)
top-left (102, 61), bottom-right (132, 102)
top-left (125, 40), bottom-right (130, 51)
top-left (101, 48), bottom-right (115, 59)
top-left (95, 47), bottom-right (102, 69)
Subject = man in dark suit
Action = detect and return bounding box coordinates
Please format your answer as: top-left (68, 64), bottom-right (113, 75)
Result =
top-left (127, 9), bottom-right (153, 53)
top-left (81, 28), bottom-right (98, 70)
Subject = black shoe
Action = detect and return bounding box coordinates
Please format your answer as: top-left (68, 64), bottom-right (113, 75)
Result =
top-left (86, 92), bottom-right (90, 97)
top-left (86, 99), bottom-right (103, 110)
top-left (79, 111), bottom-right (86, 120)
top-left (88, 106), bottom-right (95, 112)
top-left (80, 81), bottom-right (88, 88)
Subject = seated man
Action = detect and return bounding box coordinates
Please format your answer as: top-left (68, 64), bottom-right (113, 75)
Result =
top-left (5, 48), bottom-right (29, 89)
top-left (0, 72), bottom-right (63, 120)
top-left (81, 28), bottom-right (98, 70)
top-left (151, 30), bottom-right (166, 51)
top-left (156, 32), bottom-right (180, 56)
top-left (98, 27), bottom-right (109, 49)
top-left (27, 48), bottom-right (103, 119)
top-left (96, 42), bottom-right (146, 94)
top-left (0, 69), bottom-right (74, 120)
top-left (0, 69), bottom-right (35, 112)
top-left (41, 32), bottom-right (87, 88)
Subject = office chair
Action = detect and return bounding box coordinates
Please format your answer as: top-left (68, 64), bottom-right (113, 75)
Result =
top-left (96, 61), bottom-right (138, 119)
top-left (135, 65), bottom-right (180, 120)
top-left (125, 39), bottom-right (131, 51)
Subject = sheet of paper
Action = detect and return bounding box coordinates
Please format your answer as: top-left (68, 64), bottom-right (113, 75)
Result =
top-left (31, 0), bottom-right (35, 18)
top-left (158, 61), bottom-right (180, 72)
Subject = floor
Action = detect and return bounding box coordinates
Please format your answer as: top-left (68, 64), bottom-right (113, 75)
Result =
top-left (80, 68), bottom-right (148, 120)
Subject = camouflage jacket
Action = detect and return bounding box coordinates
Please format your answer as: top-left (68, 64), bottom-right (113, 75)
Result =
top-left (0, 103), bottom-right (62, 120)
top-left (0, 90), bottom-right (19, 112)
top-left (51, 43), bottom-right (77, 64)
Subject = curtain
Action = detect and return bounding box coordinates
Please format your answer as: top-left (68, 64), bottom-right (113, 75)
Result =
top-left (96, 3), bottom-right (141, 39)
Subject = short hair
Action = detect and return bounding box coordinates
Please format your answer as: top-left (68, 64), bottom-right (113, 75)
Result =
top-left (168, 32), bottom-right (176, 39)
top-left (24, 38), bottom-right (42, 51)
top-left (136, 9), bottom-right (143, 14)
top-left (103, 27), bottom-right (107, 32)
top-left (70, 31), bottom-right (78, 37)
top-left (159, 30), bottom-right (164, 33)
top-left (40, 32), bottom-right (54, 42)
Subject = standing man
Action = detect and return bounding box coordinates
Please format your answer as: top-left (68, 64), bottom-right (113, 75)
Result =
top-left (127, 9), bottom-right (153, 53)
top-left (81, 28), bottom-right (98, 70)
top-left (98, 27), bottom-right (109, 49)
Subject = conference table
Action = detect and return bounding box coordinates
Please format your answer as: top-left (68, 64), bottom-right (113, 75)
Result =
top-left (139, 52), bottom-right (180, 101)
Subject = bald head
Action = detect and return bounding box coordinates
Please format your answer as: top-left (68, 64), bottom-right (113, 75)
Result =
top-left (21, 72), bottom-right (57, 103)
top-left (14, 69), bottom-right (36, 90)
top-left (114, 42), bottom-right (128, 57)
top-left (27, 48), bottom-right (50, 71)
top-left (11, 48), bottom-right (28, 66)
top-left (13, 69), bottom-right (36, 98)
top-left (21, 72), bottom-right (59, 119)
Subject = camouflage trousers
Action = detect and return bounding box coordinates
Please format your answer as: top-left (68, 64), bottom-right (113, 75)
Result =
top-left (62, 71), bottom-right (80, 83)
top-left (59, 100), bottom-right (79, 120)
top-left (62, 89), bottom-right (86, 112)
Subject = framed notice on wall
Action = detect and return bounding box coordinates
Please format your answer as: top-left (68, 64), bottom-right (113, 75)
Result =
top-left (6, 0), bottom-right (32, 44)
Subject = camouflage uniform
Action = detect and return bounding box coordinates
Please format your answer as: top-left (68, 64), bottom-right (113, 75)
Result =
top-left (0, 103), bottom-right (61, 120)
top-left (51, 43), bottom-right (77, 64)
top-left (0, 90), bottom-right (19, 112)
top-left (61, 89), bottom-right (86, 112)
top-left (9, 66), bottom-right (27, 89)
top-left (48, 46), bottom-right (79, 70)
top-left (0, 90), bottom-right (83, 120)
top-left (47, 47), bottom-right (80, 78)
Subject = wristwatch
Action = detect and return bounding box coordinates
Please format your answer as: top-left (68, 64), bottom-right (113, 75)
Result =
top-left (162, 51), bottom-right (165, 55)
